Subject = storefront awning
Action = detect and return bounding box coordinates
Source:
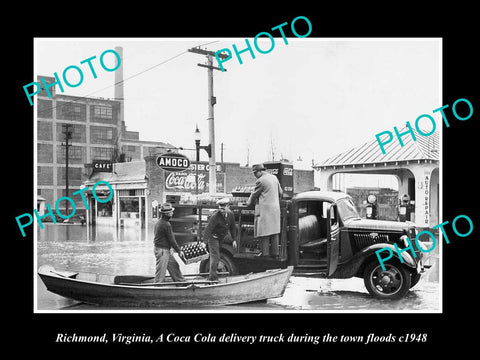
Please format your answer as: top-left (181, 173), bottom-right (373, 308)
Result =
top-left (83, 160), bottom-right (147, 186)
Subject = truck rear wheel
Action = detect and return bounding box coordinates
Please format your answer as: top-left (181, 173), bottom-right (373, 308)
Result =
top-left (363, 260), bottom-right (411, 299)
top-left (199, 251), bottom-right (238, 276)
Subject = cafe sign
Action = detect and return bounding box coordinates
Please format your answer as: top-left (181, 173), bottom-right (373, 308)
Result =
top-left (156, 153), bottom-right (191, 172)
top-left (92, 160), bottom-right (113, 172)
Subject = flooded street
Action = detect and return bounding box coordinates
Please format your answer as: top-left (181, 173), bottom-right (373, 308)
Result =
top-left (36, 224), bottom-right (441, 312)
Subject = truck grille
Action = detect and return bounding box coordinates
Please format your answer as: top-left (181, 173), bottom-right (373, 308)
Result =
top-left (353, 233), bottom-right (390, 248)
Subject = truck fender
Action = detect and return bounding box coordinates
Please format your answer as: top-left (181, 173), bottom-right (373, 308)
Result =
top-left (330, 244), bottom-right (416, 279)
top-left (364, 243), bottom-right (417, 269)
top-left (331, 244), bottom-right (418, 279)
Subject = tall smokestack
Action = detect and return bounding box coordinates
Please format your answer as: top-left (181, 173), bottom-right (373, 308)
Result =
top-left (114, 46), bottom-right (124, 102)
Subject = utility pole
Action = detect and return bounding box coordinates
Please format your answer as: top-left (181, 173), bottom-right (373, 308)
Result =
top-left (61, 123), bottom-right (72, 216)
top-left (188, 47), bottom-right (229, 195)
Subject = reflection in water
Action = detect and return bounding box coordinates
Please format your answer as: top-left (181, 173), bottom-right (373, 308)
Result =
top-left (37, 223), bottom-right (164, 276)
top-left (36, 224), bottom-right (441, 311)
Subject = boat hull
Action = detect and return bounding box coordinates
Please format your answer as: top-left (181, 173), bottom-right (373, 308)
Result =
top-left (38, 265), bottom-right (293, 308)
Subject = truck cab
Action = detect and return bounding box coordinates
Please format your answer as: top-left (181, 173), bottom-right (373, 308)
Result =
top-left (286, 191), bottom-right (427, 299)
top-left (171, 190), bottom-right (428, 299)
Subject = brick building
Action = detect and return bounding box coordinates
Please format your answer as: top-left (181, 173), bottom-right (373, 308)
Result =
top-left (36, 75), bottom-right (174, 215)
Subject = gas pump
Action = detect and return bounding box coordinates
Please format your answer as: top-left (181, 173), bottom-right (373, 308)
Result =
top-left (398, 194), bottom-right (414, 221)
top-left (366, 194), bottom-right (378, 219)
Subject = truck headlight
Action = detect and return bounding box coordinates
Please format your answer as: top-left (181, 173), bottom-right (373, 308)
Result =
top-left (400, 235), bottom-right (410, 248)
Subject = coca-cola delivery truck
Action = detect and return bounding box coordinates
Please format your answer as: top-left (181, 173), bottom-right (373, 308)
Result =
top-left (169, 162), bottom-right (430, 299)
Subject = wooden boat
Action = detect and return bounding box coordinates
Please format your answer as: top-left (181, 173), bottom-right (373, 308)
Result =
top-left (38, 264), bottom-right (293, 307)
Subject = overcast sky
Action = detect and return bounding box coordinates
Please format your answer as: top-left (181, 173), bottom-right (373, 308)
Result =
top-left (35, 38), bottom-right (441, 187)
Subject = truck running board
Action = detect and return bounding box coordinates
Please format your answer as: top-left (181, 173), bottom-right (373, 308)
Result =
top-left (294, 263), bottom-right (328, 277)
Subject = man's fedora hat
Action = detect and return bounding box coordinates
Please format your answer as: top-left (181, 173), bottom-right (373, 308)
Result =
top-left (216, 197), bottom-right (230, 207)
top-left (251, 163), bottom-right (266, 172)
top-left (160, 202), bottom-right (175, 213)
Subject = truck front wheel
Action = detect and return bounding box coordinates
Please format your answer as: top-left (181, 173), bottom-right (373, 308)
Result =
top-left (199, 251), bottom-right (238, 276)
top-left (410, 271), bottom-right (421, 288)
top-left (363, 260), bottom-right (411, 299)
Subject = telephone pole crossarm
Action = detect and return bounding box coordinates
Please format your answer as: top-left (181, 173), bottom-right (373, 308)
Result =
top-left (188, 47), bottom-right (230, 59)
top-left (197, 63), bottom-right (225, 72)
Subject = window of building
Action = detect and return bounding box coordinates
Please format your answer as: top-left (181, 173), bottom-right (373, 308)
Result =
top-left (37, 166), bottom-right (53, 185)
top-left (97, 201), bottom-right (113, 217)
top-left (56, 102), bottom-right (86, 121)
top-left (118, 189), bottom-right (145, 196)
top-left (72, 124), bottom-right (86, 142)
top-left (91, 104), bottom-right (117, 123)
top-left (37, 99), bottom-right (53, 118)
top-left (37, 121), bottom-right (53, 141)
top-left (120, 198), bottom-right (139, 219)
top-left (94, 105), bottom-right (112, 119)
top-left (58, 167), bottom-right (82, 182)
top-left (57, 145), bottom-right (84, 163)
top-left (90, 126), bottom-right (115, 143)
top-left (57, 123), bottom-right (86, 143)
top-left (69, 147), bottom-right (83, 160)
top-left (91, 147), bottom-right (113, 160)
top-left (37, 143), bottom-right (53, 163)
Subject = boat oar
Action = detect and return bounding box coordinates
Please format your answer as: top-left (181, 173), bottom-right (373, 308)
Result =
top-left (117, 280), bottom-right (219, 287)
top-left (114, 272), bottom-right (229, 284)
top-left (170, 272), bottom-right (229, 278)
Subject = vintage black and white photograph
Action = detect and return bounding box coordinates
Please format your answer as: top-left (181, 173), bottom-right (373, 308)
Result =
top-left (31, 36), bottom-right (443, 313)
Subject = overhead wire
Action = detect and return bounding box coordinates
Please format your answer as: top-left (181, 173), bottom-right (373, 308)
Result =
top-left (36, 40), bottom-right (220, 116)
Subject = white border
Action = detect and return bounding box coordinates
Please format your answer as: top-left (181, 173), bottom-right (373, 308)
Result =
top-left (33, 37), bottom-right (443, 314)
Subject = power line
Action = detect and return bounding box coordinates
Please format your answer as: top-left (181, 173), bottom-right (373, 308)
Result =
top-left (36, 40), bottom-right (220, 115)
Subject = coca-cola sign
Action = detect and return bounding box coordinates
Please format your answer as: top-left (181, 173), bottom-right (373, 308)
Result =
top-left (156, 153), bottom-right (191, 172)
top-left (165, 170), bottom-right (224, 193)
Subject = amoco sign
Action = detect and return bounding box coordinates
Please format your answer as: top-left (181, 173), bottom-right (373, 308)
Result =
top-left (156, 153), bottom-right (190, 172)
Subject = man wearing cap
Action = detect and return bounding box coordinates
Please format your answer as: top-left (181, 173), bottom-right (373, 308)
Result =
top-left (203, 198), bottom-right (236, 281)
top-left (246, 164), bottom-right (283, 259)
top-left (153, 202), bottom-right (185, 283)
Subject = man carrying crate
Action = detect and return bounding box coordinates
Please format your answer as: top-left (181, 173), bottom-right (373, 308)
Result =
top-left (153, 202), bottom-right (186, 283)
top-left (203, 198), bottom-right (237, 281)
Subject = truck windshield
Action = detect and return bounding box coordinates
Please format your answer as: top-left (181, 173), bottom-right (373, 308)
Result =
top-left (336, 198), bottom-right (361, 222)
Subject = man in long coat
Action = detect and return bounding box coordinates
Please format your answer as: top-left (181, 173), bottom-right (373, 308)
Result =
top-left (246, 164), bottom-right (283, 258)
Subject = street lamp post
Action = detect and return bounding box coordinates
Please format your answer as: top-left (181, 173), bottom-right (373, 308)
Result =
top-left (194, 125), bottom-right (211, 196)
top-left (194, 127), bottom-right (200, 195)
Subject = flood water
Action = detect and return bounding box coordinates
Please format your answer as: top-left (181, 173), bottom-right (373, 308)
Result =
top-left (36, 224), bottom-right (441, 312)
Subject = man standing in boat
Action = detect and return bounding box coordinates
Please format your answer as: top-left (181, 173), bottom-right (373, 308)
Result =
top-left (246, 164), bottom-right (283, 259)
top-left (153, 203), bottom-right (186, 283)
top-left (203, 198), bottom-right (236, 281)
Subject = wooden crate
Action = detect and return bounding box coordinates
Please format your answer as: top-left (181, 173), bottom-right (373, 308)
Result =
top-left (180, 242), bottom-right (209, 264)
